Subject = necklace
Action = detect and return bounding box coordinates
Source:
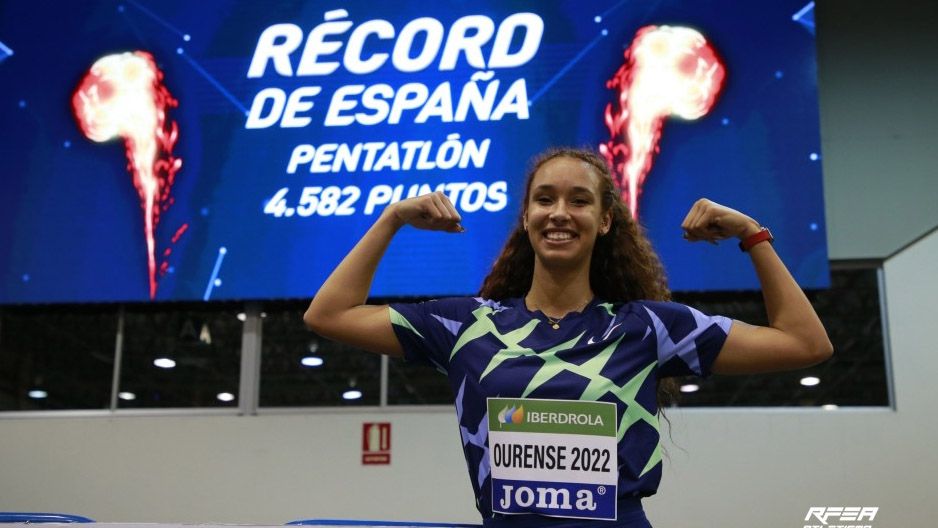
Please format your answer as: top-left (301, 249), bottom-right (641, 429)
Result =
top-left (544, 315), bottom-right (563, 330)
top-left (528, 297), bottom-right (593, 330)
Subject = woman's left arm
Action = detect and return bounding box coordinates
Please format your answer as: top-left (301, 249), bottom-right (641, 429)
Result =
top-left (681, 199), bottom-right (834, 375)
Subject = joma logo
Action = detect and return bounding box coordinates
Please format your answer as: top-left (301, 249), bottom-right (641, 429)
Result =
top-left (498, 484), bottom-right (596, 511)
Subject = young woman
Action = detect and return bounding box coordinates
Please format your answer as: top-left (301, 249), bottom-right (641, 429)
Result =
top-left (305, 148), bottom-right (832, 527)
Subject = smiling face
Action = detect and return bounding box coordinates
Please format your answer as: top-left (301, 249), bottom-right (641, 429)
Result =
top-left (524, 156), bottom-right (611, 270)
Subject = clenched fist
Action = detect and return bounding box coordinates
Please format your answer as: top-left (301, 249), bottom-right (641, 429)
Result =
top-left (386, 191), bottom-right (464, 233)
top-left (681, 199), bottom-right (761, 243)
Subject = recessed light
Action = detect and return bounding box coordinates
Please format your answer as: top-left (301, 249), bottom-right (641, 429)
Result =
top-left (154, 358), bottom-right (176, 369)
top-left (301, 356), bottom-right (324, 367)
top-left (342, 389), bottom-right (363, 400)
top-left (800, 376), bottom-right (820, 387)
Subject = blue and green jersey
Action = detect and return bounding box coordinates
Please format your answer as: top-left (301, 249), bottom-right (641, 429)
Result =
top-left (389, 297), bottom-right (731, 523)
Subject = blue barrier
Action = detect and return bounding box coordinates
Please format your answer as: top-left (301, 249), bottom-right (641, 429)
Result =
top-left (286, 520), bottom-right (479, 527)
top-left (0, 513), bottom-right (95, 523)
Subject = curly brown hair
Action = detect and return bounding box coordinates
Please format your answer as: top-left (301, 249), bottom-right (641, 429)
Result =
top-left (478, 147), bottom-right (680, 412)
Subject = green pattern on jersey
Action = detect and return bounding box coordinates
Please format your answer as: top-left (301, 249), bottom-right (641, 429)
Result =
top-left (525, 336), bottom-right (661, 476)
top-left (396, 303), bottom-right (664, 476)
top-left (482, 332), bottom-right (583, 380)
top-left (457, 308), bottom-right (664, 477)
top-left (452, 305), bottom-right (540, 368)
top-left (388, 307), bottom-right (424, 339)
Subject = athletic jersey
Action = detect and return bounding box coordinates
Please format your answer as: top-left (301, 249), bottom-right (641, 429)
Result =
top-left (389, 297), bottom-right (732, 526)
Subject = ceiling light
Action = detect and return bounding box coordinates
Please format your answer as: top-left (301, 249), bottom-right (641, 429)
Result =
top-left (800, 376), bottom-right (820, 387)
top-left (153, 358), bottom-right (176, 369)
top-left (821, 404), bottom-right (838, 410)
top-left (301, 356), bottom-right (324, 367)
top-left (342, 389), bottom-right (363, 400)
top-left (216, 392), bottom-right (235, 402)
top-left (236, 312), bottom-right (246, 321)
top-left (28, 390), bottom-right (48, 399)
top-left (118, 392), bottom-right (136, 401)
top-left (679, 384), bottom-right (699, 393)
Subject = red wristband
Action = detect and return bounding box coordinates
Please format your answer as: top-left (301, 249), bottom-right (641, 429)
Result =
top-left (739, 227), bottom-right (773, 252)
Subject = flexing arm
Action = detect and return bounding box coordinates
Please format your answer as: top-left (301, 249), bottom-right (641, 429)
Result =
top-left (303, 192), bottom-right (463, 357)
top-left (681, 199), bottom-right (833, 375)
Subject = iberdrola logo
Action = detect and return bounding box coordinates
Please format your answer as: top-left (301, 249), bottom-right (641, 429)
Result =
top-left (497, 404), bottom-right (524, 425)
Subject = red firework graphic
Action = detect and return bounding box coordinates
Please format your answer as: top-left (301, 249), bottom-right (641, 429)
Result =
top-left (72, 51), bottom-right (182, 299)
top-left (600, 26), bottom-right (726, 218)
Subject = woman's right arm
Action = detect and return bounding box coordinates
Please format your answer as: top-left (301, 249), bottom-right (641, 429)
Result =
top-left (303, 192), bottom-right (463, 357)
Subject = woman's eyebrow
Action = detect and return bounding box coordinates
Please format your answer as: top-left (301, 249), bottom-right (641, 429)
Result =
top-left (532, 184), bottom-right (595, 194)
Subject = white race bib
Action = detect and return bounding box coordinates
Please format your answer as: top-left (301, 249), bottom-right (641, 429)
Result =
top-left (487, 397), bottom-right (618, 521)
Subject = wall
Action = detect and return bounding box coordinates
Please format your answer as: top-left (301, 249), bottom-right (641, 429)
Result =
top-left (818, 0), bottom-right (938, 259)
top-left (0, 410), bottom-right (478, 523)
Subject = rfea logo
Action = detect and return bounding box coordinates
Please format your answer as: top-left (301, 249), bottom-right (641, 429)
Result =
top-left (804, 506), bottom-right (878, 528)
top-left (497, 404), bottom-right (524, 425)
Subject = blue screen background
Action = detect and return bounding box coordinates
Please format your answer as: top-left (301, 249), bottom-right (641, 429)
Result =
top-left (0, 0), bottom-right (827, 303)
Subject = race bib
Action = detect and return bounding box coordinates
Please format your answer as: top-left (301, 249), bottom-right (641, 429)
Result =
top-left (487, 398), bottom-right (618, 521)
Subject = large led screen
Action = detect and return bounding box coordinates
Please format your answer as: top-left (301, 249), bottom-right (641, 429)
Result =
top-left (0, 0), bottom-right (827, 303)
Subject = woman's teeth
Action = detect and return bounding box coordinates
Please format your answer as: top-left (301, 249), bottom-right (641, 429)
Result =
top-left (546, 232), bottom-right (573, 241)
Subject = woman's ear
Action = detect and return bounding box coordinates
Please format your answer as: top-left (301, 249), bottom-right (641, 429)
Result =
top-left (600, 211), bottom-right (612, 235)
